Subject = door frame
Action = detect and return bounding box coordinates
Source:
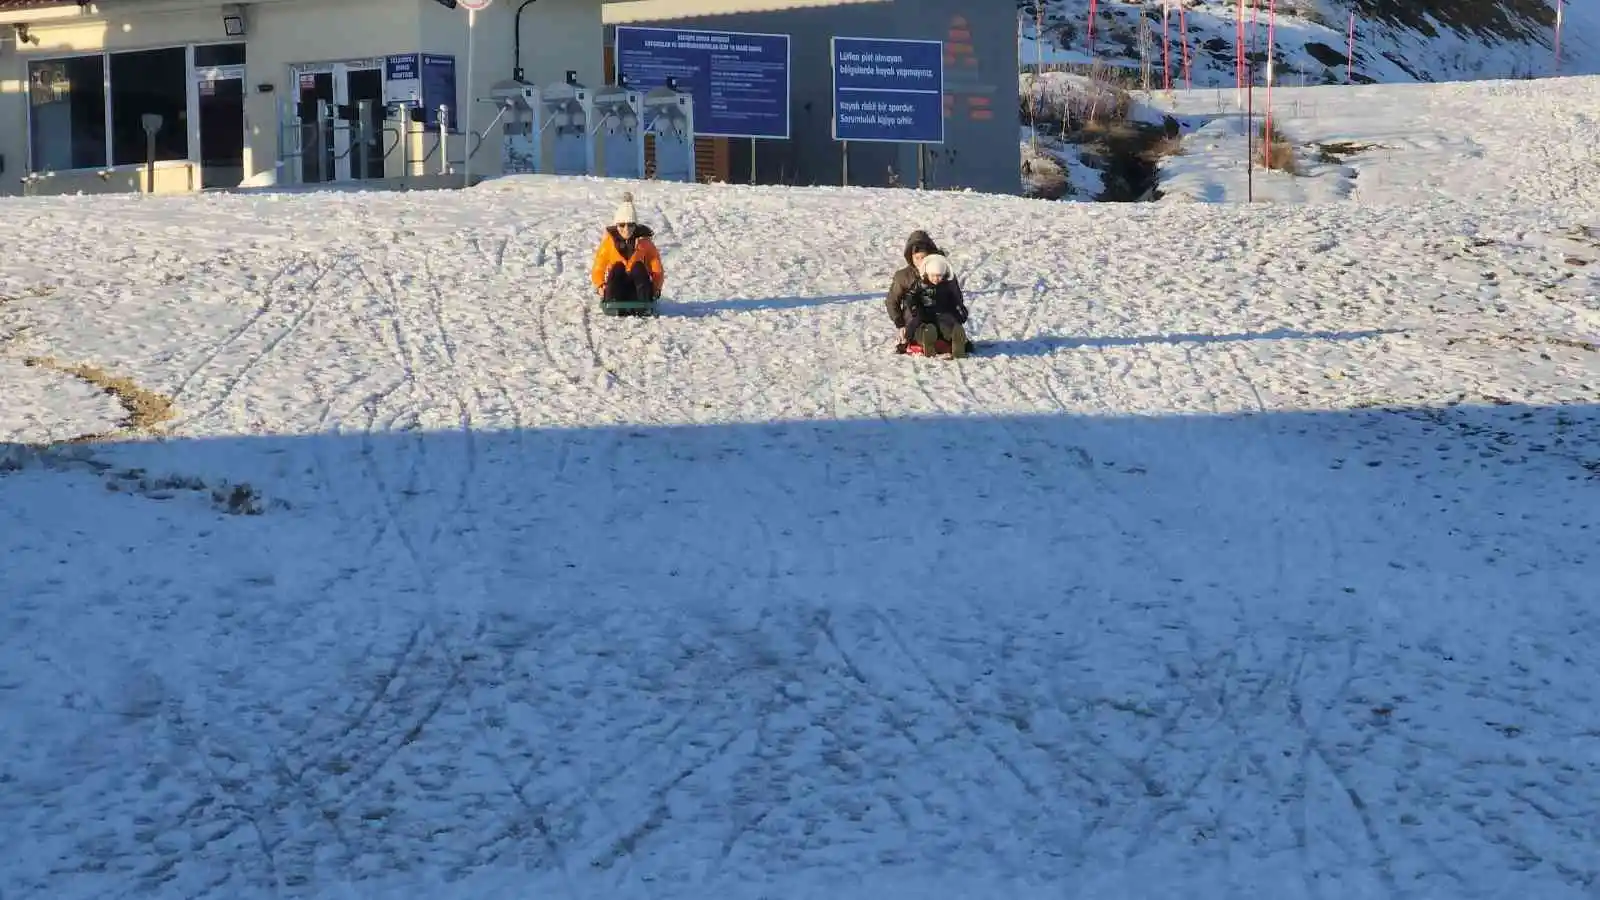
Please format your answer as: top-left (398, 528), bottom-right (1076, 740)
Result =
top-left (287, 58), bottom-right (380, 182)
top-left (186, 41), bottom-right (248, 188)
top-left (191, 61), bottom-right (246, 188)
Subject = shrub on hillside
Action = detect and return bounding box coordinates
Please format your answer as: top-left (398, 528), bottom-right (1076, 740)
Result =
top-left (1021, 68), bottom-right (1133, 135)
top-left (1021, 142), bottom-right (1071, 200)
top-left (1259, 121), bottom-right (1298, 174)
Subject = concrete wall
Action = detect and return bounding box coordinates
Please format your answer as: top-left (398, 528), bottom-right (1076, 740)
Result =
top-left (603, 0), bottom-right (1019, 193)
top-left (419, 0), bottom-right (606, 180)
top-left (0, 0), bottom-right (606, 196)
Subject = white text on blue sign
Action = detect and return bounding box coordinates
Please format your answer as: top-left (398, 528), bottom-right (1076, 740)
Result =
top-left (836, 99), bottom-right (920, 127)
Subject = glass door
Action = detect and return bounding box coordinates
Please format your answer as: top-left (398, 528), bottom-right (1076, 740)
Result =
top-left (343, 66), bottom-right (385, 180)
top-left (295, 69), bottom-right (335, 182)
top-left (289, 60), bottom-right (385, 183)
top-left (195, 65), bottom-right (245, 188)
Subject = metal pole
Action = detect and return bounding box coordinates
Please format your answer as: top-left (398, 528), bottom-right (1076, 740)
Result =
top-left (1246, 53), bottom-right (1254, 203)
top-left (355, 100), bottom-right (371, 180)
top-left (398, 104), bottom-right (412, 179)
top-left (439, 105), bottom-right (450, 175)
top-left (315, 99), bottom-right (329, 183)
top-left (841, 139), bottom-right (849, 186)
top-left (917, 143), bottom-right (925, 189)
top-left (464, 8), bottom-right (476, 188)
top-left (749, 136), bottom-right (756, 184)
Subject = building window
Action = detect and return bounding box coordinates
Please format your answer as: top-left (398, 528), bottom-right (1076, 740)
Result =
top-left (27, 55), bottom-right (108, 170)
top-left (26, 42), bottom-right (246, 174)
top-left (109, 48), bottom-right (189, 166)
top-left (194, 42), bottom-right (246, 69)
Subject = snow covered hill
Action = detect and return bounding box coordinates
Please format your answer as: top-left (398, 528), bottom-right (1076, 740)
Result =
top-left (1019, 0), bottom-right (1595, 85)
top-left (2, 77), bottom-right (1599, 900)
top-left (1148, 74), bottom-right (1600, 203)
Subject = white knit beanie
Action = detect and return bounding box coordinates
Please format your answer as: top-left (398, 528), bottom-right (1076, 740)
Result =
top-left (920, 253), bottom-right (952, 279)
top-left (613, 191), bottom-right (637, 225)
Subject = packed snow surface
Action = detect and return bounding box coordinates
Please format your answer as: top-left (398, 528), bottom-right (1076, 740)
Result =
top-left (2, 79), bottom-right (1599, 900)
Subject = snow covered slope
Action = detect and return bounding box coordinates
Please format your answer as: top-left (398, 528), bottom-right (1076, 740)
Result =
top-left (1020, 0), bottom-right (1595, 84)
top-left (2, 77), bottom-right (1599, 900)
top-left (1148, 74), bottom-right (1600, 203)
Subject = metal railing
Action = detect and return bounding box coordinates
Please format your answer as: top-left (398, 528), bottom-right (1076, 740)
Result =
top-left (275, 99), bottom-right (503, 188)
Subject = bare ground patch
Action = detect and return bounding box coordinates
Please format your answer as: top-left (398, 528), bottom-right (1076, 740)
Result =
top-left (1312, 140), bottom-right (1392, 164)
top-left (2, 354), bottom-right (284, 515)
top-left (21, 355), bottom-right (175, 440)
top-left (0, 444), bottom-right (282, 515)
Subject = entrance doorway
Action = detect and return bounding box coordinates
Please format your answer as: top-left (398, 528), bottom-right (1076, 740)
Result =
top-left (195, 64), bottom-right (245, 188)
top-left (291, 60), bottom-right (385, 183)
top-left (346, 67), bottom-right (385, 180)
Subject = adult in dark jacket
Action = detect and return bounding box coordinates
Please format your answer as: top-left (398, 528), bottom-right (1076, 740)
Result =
top-left (896, 253), bottom-right (970, 358)
top-left (885, 230), bottom-right (942, 331)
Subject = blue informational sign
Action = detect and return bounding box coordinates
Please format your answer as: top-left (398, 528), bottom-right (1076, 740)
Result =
top-left (421, 53), bottom-right (457, 129)
top-left (830, 36), bottom-right (945, 144)
top-left (614, 26), bottom-right (790, 140)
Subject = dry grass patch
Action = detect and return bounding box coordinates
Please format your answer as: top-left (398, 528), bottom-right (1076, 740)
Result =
top-left (1021, 142), bottom-right (1071, 200)
top-left (1259, 123), bottom-right (1299, 174)
top-left (1313, 140), bottom-right (1389, 164)
top-left (21, 355), bottom-right (175, 438)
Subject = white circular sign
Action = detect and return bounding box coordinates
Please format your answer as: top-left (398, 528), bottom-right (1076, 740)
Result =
top-left (459, 0), bottom-right (491, 9)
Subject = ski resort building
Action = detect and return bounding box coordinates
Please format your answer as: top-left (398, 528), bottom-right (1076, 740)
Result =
top-left (0, 0), bottom-right (1019, 196)
top-left (0, 0), bottom-right (607, 196)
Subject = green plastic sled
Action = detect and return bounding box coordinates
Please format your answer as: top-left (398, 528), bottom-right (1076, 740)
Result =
top-left (600, 299), bottom-right (657, 317)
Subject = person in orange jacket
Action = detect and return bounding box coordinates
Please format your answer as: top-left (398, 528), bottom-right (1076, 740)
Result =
top-left (591, 192), bottom-right (664, 310)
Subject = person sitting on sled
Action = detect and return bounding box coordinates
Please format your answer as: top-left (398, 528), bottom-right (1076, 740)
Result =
top-left (897, 253), bottom-right (970, 358)
top-left (590, 192), bottom-right (664, 307)
top-left (885, 229), bottom-right (945, 345)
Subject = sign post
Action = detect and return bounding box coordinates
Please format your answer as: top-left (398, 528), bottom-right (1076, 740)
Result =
top-left (829, 36), bottom-right (944, 189)
top-left (459, 0), bottom-right (492, 188)
top-left (613, 26), bottom-right (790, 180)
top-left (140, 113), bottom-right (163, 193)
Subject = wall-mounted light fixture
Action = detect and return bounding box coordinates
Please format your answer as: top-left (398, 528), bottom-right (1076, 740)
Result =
top-left (13, 24), bottom-right (41, 45)
top-left (221, 4), bottom-right (246, 36)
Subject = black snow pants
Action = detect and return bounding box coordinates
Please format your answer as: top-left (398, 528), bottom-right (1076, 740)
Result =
top-left (907, 308), bottom-right (961, 344)
top-left (602, 261), bottom-right (655, 304)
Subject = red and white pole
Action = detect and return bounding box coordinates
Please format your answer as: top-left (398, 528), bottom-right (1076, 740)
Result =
top-left (1180, 4), bottom-right (1192, 88)
top-left (1162, 3), bottom-right (1172, 93)
top-left (1087, 0), bottom-right (1099, 56)
top-left (1555, 0), bottom-right (1565, 74)
top-left (1235, 0), bottom-right (1246, 105)
top-left (1262, 0), bottom-right (1277, 168)
top-left (1346, 12), bottom-right (1355, 82)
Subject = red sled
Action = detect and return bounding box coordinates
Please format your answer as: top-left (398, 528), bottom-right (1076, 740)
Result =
top-left (905, 338), bottom-right (976, 357)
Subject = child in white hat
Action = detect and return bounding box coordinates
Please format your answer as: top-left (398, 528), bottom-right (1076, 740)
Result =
top-left (899, 252), bottom-right (970, 358)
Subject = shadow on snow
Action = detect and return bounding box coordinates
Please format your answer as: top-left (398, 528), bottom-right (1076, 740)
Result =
top-left (974, 328), bottom-right (1407, 357)
top-left (1, 402), bottom-right (1597, 899)
top-left (663, 285), bottom-right (1026, 316)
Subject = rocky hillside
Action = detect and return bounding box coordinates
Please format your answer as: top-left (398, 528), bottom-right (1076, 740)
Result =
top-left (1018, 0), bottom-right (1593, 86)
